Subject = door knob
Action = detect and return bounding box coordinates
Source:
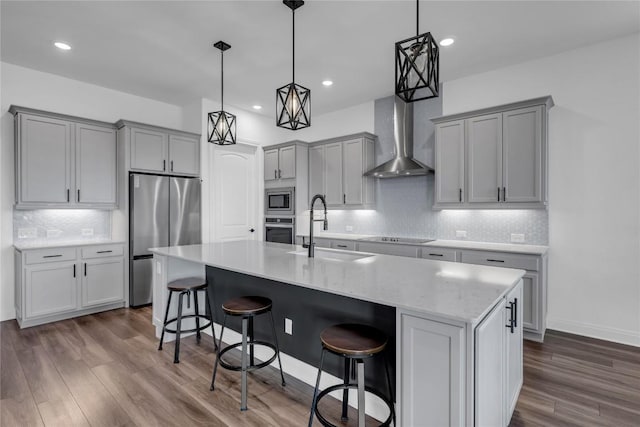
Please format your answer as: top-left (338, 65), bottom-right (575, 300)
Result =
top-left (249, 228), bottom-right (255, 233)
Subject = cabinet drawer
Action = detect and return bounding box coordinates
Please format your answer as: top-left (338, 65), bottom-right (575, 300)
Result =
top-left (331, 240), bottom-right (356, 251)
top-left (420, 247), bottom-right (458, 262)
top-left (81, 244), bottom-right (124, 259)
top-left (357, 242), bottom-right (419, 258)
top-left (460, 250), bottom-right (539, 271)
top-left (25, 248), bottom-right (77, 265)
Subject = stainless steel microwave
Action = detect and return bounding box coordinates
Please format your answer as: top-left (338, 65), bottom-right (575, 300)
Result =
top-left (265, 187), bottom-right (295, 216)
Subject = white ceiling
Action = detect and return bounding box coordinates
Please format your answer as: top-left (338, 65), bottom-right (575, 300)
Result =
top-left (2, 1), bottom-right (639, 117)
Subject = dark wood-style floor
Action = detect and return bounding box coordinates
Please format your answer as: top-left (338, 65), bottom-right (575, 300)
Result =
top-left (1, 307), bottom-right (638, 427)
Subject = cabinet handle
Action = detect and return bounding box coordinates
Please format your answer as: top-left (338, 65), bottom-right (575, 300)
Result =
top-left (274, 170), bottom-right (277, 179)
top-left (43, 254), bottom-right (62, 258)
top-left (505, 300), bottom-right (515, 333)
top-left (459, 188), bottom-right (462, 202)
top-left (497, 187), bottom-right (500, 202)
top-left (486, 258), bottom-right (505, 263)
top-left (513, 297), bottom-right (518, 328)
top-left (73, 264), bottom-right (76, 278)
top-left (84, 263), bottom-right (87, 276)
top-left (343, 194), bottom-right (346, 204)
top-left (171, 160), bottom-right (174, 172)
top-left (336, 244), bottom-right (348, 248)
top-left (67, 189), bottom-right (70, 202)
top-left (96, 250), bottom-right (113, 254)
top-left (428, 253), bottom-right (444, 257)
top-left (278, 169), bottom-right (282, 179)
top-left (503, 186), bottom-right (506, 202)
top-left (163, 160), bottom-right (166, 171)
top-left (77, 189), bottom-right (80, 202)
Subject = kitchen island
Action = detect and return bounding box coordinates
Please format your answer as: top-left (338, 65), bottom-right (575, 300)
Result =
top-left (150, 240), bottom-right (525, 426)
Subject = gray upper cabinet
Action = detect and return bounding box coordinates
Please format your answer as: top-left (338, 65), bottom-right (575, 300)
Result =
top-left (467, 113), bottom-right (503, 203)
top-left (308, 133), bottom-right (376, 209)
top-left (12, 107), bottom-right (117, 209)
top-left (118, 121), bottom-right (200, 177)
top-left (76, 124), bottom-right (117, 206)
top-left (169, 135), bottom-right (200, 175)
top-left (432, 96), bottom-right (553, 209)
top-left (264, 148), bottom-right (279, 181)
top-left (264, 144), bottom-right (296, 181)
top-left (435, 120), bottom-right (465, 204)
top-left (130, 127), bottom-right (168, 173)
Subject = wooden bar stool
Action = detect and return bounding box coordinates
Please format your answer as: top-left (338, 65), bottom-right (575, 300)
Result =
top-left (308, 323), bottom-right (395, 427)
top-left (210, 296), bottom-right (285, 411)
top-left (158, 277), bottom-right (217, 363)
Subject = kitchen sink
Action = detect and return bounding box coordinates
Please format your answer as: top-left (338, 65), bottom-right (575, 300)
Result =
top-left (288, 249), bottom-right (374, 262)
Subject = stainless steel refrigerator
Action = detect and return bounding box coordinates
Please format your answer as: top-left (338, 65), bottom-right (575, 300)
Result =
top-left (129, 173), bottom-right (201, 306)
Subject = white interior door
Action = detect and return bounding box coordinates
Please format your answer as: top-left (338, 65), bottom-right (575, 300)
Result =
top-left (211, 144), bottom-right (258, 241)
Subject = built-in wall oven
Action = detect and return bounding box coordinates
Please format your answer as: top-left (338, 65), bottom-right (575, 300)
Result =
top-left (265, 217), bottom-right (295, 244)
top-left (265, 187), bottom-right (295, 216)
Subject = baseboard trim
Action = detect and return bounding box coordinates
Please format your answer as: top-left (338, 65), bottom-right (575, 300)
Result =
top-left (547, 317), bottom-right (640, 347)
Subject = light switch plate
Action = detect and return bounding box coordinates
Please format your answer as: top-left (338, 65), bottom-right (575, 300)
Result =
top-left (456, 230), bottom-right (467, 239)
top-left (511, 233), bottom-right (525, 243)
top-left (345, 225), bottom-right (354, 232)
top-left (285, 318), bottom-right (293, 335)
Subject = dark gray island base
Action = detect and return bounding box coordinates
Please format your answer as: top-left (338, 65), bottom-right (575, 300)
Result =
top-left (206, 266), bottom-right (397, 396)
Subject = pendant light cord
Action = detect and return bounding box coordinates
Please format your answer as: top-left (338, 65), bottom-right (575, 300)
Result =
top-left (292, 7), bottom-right (295, 84)
top-left (220, 49), bottom-right (224, 110)
top-left (416, 0), bottom-right (419, 36)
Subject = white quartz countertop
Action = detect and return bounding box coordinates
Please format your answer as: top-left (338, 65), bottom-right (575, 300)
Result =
top-left (296, 233), bottom-right (548, 255)
top-left (14, 239), bottom-right (126, 251)
top-left (150, 240), bottom-right (525, 325)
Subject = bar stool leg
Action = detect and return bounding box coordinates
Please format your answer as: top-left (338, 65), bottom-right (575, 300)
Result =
top-left (204, 288), bottom-right (218, 351)
top-left (383, 352), bottom-right (396, 426)
top-left (194, 289), bottom-right (201, 343)
top-left (240, 316), bottom-right (249, 411)
top-left (268, 311), bottom-right (286, 386)
top-left (158, 291), bottom-right (173, 351)
top-left (248, 316), bottom-right (255, 367)
top-left (356, 359), bottom-right (365, 427)
top-left (174, 291), bottom-right (185, 363)
top-left (341, 358), bottom-right (350, 421)
top-left (210, 313), bottom-right (227, 391)
top-left (308, 348), bottom-right (326, 427)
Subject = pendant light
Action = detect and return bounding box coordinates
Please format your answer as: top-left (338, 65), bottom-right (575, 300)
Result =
top-left (395, 0), bottom-right (439, 102)
top-left (276, 0), bottom-right (310, 130)
top-left (208, 41), bottom-right (236, 145)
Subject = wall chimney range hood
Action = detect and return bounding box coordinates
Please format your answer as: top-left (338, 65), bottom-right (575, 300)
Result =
top-left (365, 96), bottom-right (433, 178)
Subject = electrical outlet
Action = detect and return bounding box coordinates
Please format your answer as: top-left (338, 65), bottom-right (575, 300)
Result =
top-left (345, 225), bottom-right (354, 232)
top-left (456, 230), bottom-right (467, 239)
top-left (284, 318), bottom-right (293, 335)
top-left (81, 228), bottom-right (94, 236)
top-left (511, 233), bottom-right (525, 243)
top-left (46, 229), bottom-right (62, 238)
top-left (18, 228), bottom-right (37, 239)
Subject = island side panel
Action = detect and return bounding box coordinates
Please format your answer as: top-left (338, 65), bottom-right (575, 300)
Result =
top-left (206, 266), bottom-right (396, 396)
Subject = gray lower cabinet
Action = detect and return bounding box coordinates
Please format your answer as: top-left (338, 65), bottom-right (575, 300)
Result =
top-left (15, 243), bottom-right (126, 328)
top-left (11, 106), bottom-right (118, 209)
top-left (358, 242), bottom-right (419, 257)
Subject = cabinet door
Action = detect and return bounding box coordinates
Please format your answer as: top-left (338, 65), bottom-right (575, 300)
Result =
top-left (522, 272), bottom-right (540, 332)
top-left (435, 121), bottom-right (465, 204)
top-left (343, 139), bottom-right (364, 205)
top-left (25, 262), bottom-right (77, 318)
top-left (503, 106), bottom-right (543, 202)
top-left (324, 142), bottom-right (344, 206)
top-left (169, 135), bottom-right (200, 176)
top-left (81, 258), bottom-right (124, 307)
top-left (309, 145), bottom-right (326, 198)
top-left (505, 280), bottom-right (524, 420)
top-left (130, 127), bottom-right (168, 173)
top-left (19, 114), bottom-right (72, 204)
top-left (358, 242), bottom-right (419, 257)
top-left (401, 314), bottom-right (465, 426)
top-left (278, 145), bottom-right (296, 179)
top-left (467, 114), bottom-right (502, 203)
top-left (475, 300), bottom-right (505, 427)
top-left (75, 124), bottom-right (116, 206)
top-left (264, 149), bottom-right (279, 181)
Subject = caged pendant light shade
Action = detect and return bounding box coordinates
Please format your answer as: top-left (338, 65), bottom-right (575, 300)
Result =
top-left (395, 0), bottom-right (439, 102)
top-left (276, 0), bottom-right (310, 130)
top-left (208, 41), bottom-right (236, 145)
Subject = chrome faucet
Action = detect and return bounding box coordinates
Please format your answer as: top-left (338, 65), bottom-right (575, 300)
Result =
top-left (302, 194), bottom-right (328, 257)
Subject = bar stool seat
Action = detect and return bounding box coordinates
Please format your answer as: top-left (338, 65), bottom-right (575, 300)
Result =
top-left (158, 277), bottom-right (217, 363)
top-left (309, 323), bottom-right (395, 427)
top-left (210, 295), bottom-right (285, 411)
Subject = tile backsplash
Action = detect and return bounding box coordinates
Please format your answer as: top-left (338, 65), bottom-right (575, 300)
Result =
top-left (14, 209), bottom-right (111, 244)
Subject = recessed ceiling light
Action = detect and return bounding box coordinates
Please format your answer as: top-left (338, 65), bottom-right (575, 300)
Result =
top-left (54, 41), bottom-right (72, 50)
top-left (439, 38), bottom-right (455, 47)
top-left (322, 80), bottom-right (333, 87)
top-left (252, 105), bottom-right (262, 110)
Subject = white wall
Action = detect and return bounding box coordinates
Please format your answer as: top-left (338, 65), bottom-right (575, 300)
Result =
top-left (0, 62), bottom-right (185, 321)
top-left (443, 34), bottom-right (640, 346)
top-left (292, 101), bottom-right (375, 142)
